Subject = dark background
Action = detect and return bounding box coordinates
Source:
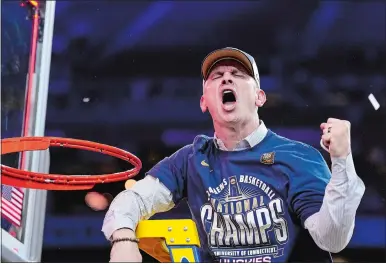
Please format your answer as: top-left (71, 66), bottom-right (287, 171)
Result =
top-left (2, 0), bottom-right (386, 262)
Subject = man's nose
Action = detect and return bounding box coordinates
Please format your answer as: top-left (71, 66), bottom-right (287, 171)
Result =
top-left (221, 73), bottom-right (234, 85)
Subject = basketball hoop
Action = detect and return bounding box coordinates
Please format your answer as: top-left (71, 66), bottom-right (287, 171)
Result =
top-left (1, 137), bottom-right (142, 190)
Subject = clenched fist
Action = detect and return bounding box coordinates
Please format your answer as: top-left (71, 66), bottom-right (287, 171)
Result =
top-left (320, 118), bottom-right (351, 159)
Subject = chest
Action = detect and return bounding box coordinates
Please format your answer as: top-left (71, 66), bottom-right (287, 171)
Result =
top-left (184, 151), bottom-right (299, 261)
top-left (186, 151), bottom-right (290, 216)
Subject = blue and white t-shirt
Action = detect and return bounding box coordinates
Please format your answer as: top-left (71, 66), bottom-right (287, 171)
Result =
top-left (147, 130), bottom-right (332, 262)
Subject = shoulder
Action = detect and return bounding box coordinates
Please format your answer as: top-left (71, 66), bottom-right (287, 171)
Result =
top-left (267, 131), bottom-right (330, 182)
top-left (192, 134), bottom-right (214, 153)
top-left (268, 130), bottom-right (323, 158)
top-left (170, 144), bottom-right (193, 159)
top-left (169, 134), bottom-right (213, 159)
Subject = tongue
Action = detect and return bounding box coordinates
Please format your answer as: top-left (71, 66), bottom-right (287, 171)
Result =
top-left (222, 101), bottom-right (236, 111)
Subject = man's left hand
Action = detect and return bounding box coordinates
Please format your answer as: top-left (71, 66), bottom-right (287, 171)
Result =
top-left (320, 118), bottom-right (351, 159)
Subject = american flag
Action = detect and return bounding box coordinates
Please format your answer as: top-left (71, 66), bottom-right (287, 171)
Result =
top-left (1, 185), bottom-right (24, 227)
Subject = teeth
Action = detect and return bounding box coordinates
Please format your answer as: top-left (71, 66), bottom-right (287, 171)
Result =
top-left (223, 90), bottom-right (233, 94)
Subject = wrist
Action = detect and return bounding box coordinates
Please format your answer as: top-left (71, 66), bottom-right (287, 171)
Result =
top-left (330, 147), bottom-right (351, 159)
top-left (111, 237), bottom-right (140, 246)
top-left (112, 228), bottom-right (136, 240)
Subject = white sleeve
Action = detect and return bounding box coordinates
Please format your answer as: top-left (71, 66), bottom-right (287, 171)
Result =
top-left (101, 175), bottom-right (175, 240)
top-left (304, 153), bottom-right (365, 253)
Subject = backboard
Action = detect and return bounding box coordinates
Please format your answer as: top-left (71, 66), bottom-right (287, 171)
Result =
top-left (1, 1), bottom-right (56, 262)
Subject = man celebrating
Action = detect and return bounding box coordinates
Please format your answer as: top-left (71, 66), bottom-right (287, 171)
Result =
top-left (100, 47), bottom-right (365, 262)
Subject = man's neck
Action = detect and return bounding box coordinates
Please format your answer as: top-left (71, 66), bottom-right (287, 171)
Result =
top-left (214, 115), bottom-right (260, 150)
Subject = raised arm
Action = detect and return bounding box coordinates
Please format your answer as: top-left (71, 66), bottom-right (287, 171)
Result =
top-left (304, 153), bottom-right (365, 252)
top-left (287, 118), bottom-right (365, 253)
top-left (304, 118), bottom-right (365, 252)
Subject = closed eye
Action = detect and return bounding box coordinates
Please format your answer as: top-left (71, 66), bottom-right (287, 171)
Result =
top-left (211, 72), bottom-right (223, 79)
top-left (231, 70), bottom-right (245, 77)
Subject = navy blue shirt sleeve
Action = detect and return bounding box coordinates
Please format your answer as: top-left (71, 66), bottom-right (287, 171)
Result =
top-left (284, 144), bottom-right (331, 227)
top-left (146, 144), bottom-right (193, 204)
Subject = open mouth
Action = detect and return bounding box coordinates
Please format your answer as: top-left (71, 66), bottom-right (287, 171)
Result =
top-left (222, 90), bottom-right (236, 104)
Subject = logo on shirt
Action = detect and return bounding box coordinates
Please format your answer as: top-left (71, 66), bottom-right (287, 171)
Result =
top-left (260, 152), bottom-right (275, 165)
top-left (201, 175), bottom-right (288, 263)
top-left (201, 160), bottom-right (210, 167)
top-left (228, 176), bottom-right (243, 200)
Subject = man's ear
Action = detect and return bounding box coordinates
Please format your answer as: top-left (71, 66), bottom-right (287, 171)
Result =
top-left (200, 95), bottom-right (207, 113)
top-left (255, 89), bottom-right (266, 107)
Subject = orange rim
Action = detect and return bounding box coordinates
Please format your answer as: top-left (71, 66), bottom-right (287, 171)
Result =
top-left (1, 137), bottom-right (142, 190)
